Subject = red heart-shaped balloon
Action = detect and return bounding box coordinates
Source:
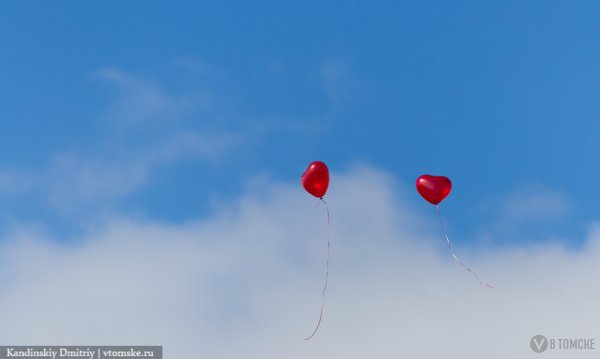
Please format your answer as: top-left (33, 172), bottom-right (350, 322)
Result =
top-left (301, 161), bottom-right (329, 198)
top-left (416, 174), bottom-right (452, 205)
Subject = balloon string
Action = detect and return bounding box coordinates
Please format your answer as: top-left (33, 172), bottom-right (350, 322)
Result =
top-left (435, 205), bottom-right (494, 289)
top-left (305, 197), bottom-right (331, 341)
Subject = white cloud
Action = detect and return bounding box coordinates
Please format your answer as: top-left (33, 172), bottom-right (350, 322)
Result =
top-left (0, 68), bottom-right (238, 208)
top-left (45, 130), bottom-right (237, 207)
top-left (0, 166), bottom-right (597, 358)
top-left (94, 67), bottom-right (212, 127)
top-left (321, 59), bottom-right (351, 106)
top-left (46, 68), bottom-right (238, 207)
top-left (469, 184), bottom-right (575, 244)
top-left (496, 184), bottom-right (573, 221)
top-left (0, 169), bottom-right (37, 195)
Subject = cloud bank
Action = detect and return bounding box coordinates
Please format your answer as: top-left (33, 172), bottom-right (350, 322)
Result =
top-left (0, 166), bottom-right (597, 358)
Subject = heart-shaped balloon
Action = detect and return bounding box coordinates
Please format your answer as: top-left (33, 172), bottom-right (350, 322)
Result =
top-left (302, 161), bottom-right (329, 198)
top-left (416, 174), bottom-right (452, 205)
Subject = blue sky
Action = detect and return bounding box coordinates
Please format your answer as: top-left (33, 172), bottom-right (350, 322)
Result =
top-left (1, 1), bottom-right (599, 244)
top-left (2, 3), bottom-right (600, 356)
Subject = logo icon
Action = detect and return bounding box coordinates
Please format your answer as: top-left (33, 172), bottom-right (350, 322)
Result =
top-left (531, 335), bottom-right (549, 353)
